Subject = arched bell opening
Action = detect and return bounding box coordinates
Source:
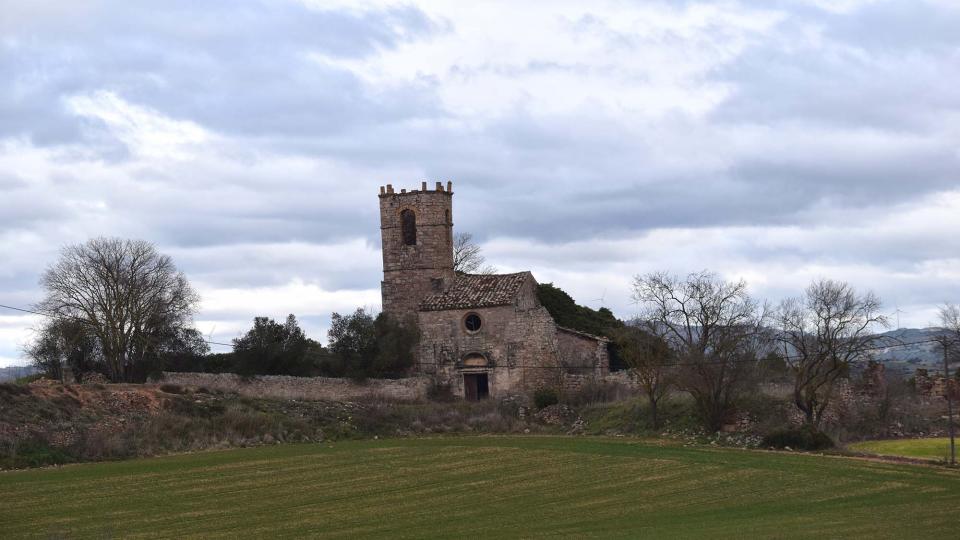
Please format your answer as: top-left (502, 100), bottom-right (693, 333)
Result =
top-left (400, 208), bottom-right (417, 246)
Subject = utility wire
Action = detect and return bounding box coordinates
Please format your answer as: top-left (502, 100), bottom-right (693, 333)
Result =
top-left (0, 302), bottom-right (235, 348)
top-left (2, 302), bottom-right (949, 370)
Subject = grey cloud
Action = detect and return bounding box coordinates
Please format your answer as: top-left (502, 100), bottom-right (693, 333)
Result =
top-left (729, 144), bottom-right (960, 209)
top-left (2, 1), bottom-right (960, 367)
top-left (171, 245), bottom-right (381, 291)
top-left (0, 173), bottom-right (27, 189)
top-left (823, 1), bottom-right (960, 53)
top-left (0, 1), bottom-right (440, 145)
top-left (711, 2), bottom-right (960, 132)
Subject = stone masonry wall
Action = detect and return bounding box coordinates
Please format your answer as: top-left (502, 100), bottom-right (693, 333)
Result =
top-left (160, 372), bottom-right (430, 401)
top-left (418, 302), bottom-right (562, 398)
top-left (417, 277), bottom-right (615, 398)
top-left (557, 329), bottom-right (609, 375)
top-left (379, 183), bottom-right (456, 322)
top-left (561, 372), bottom-right (635, 393)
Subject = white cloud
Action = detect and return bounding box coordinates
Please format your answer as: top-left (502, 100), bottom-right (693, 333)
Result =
top-left (199, 279), bottom-right (380, 317)
top-left (1, 0), bottom-right (959, 367)
top-left (67, 91), bottom-right (212, 160)
top-left (320, 1), bottom-right (781, 119)
top-left (0, 314), bottom-right (41, 367)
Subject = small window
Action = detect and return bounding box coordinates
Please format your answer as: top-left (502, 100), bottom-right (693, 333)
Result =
top-left (464, 313), bottom-right (482, 333)
top-left (400, 209), bottom-right (416, 246)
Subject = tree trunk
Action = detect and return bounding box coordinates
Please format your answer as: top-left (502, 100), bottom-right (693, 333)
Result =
top-left (649, 397), bottom-right (659, 430)
top-left (795, 391), bottom-right (815, 425)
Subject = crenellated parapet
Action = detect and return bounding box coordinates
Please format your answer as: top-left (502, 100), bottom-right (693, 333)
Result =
top-left (379, 181), bottom-right (454, 196)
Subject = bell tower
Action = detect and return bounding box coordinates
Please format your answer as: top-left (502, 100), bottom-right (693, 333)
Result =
top-left (379, 181), bottom-right (455, 322)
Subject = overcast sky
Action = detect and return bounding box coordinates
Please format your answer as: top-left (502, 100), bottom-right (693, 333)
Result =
top-left (1, 0), bottom-right (959, 366)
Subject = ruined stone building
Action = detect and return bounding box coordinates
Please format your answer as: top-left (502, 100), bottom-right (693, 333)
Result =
top-left (379, 182), bottom-right (609, 400)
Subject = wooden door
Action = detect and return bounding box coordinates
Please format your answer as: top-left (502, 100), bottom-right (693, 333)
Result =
top-left (464, 374), bottom-right (478, 401)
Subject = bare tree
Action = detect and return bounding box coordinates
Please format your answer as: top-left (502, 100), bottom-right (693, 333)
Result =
top-left (936, 303), bottom-right (960, 465)
top-left (938, 303), bottom-right (960, 356)
top-left (36, 237), bottom-right (200, 382)
top-left (773, 280), bottom-right (888, 427)
top-left (612, 325), bottom-right (673, 429)
top-left (452, 232), bottom-right (497, 275)
top-left (633, 271), bottom-right (768, 432)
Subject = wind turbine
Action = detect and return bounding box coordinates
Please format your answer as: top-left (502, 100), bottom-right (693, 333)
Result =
top-left (593, 288), bottom-right (607, 309)
top-left (892, 307), bottom-right (907, 330)
top-left (207, 324), bottom-right (219, 346)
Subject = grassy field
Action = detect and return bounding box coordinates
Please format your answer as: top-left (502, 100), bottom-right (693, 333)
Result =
top-left (849, 437), bottom-right (957, 461)
top-left (1, 437), bottom-right (959, 539)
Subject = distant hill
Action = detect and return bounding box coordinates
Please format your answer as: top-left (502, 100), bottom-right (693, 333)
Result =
top-left (869, 328), bottom-right (948, 375)
top-left (0, 365), bottom-right (39, 382)
top-left (622, 322), bottom-right (947, 376)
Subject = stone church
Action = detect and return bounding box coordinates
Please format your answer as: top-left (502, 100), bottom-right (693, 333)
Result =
top-left (379, 182), bottom-right (610, 400)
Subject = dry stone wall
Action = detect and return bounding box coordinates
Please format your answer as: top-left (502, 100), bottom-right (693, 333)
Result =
top-left (160, 372), bottom-right (430, 401)
top-left (561, 371), bottom-right (637, 393)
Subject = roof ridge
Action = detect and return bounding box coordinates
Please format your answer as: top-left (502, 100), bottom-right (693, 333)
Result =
top-left (556, 325), bottom-right (610, 342)
top-left (460, 270), bottom-right (531, 278)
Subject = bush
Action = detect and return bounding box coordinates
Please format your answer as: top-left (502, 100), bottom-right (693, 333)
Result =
top-left (233, 315), bottom-right (318, 377)
top-left (159, 384), bottom-right (185, 394)
top-left (533, 388), bottom-right (559, 409)
top-left (427, 381), bottom-right (456, 402)
top-left (0, 438), bottom-right (74, 469)
top-left (327, 310), bottom-right (419, 380)
top-left (536, 283), bottom-right (622, 337)
top-left (580, 396), bottom-right (701, 436)
top-left (14, 373), bottom-right (45, 385)
top-left (0, 383), bottom-right (31, 400)
top-left (762, 426), bottom-right (834, 451)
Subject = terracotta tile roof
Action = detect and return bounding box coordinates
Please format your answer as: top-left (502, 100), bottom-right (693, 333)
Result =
top-left (420, 272), bottom-right (531, 311)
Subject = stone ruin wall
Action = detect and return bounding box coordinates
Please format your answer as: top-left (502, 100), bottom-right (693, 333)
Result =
top-left (160, 372), bottom-right (430, 401)
top-left (561, 370), bottom-right (634, 394)
top-left (915, 368), bottom-right (960, 400)
top-left (557, 329), bottom-right (609, 375)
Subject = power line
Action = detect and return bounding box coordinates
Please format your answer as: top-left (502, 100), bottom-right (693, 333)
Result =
top-left (0, 302), bottom-right (235, 348)
top-left (2, 301), bottom-right (949, 369)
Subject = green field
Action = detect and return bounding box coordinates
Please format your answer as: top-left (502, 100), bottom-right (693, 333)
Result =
top-left (2, 437), bottom-right (959, 538)
top-left (849, 438), bottom-right (958, 461)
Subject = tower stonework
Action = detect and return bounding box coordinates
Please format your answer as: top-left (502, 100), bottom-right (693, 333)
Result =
top-left (379, 181), bottom-right (456, 323)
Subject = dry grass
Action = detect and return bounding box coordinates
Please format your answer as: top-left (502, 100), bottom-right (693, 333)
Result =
top-left (849, 437), bottom-right (958, 462)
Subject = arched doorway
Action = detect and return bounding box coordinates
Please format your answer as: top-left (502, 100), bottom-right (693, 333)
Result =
top-left (462, 353), bottom-right (489, 400)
